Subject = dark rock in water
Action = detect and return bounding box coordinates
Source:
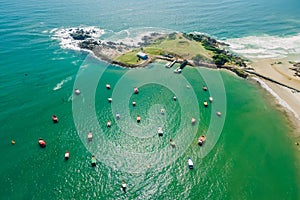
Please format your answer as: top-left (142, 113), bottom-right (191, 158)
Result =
top-left (70, 29), bottom-right (92, 40)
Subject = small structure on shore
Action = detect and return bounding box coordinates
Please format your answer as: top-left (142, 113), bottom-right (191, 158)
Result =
top-left (137, 52), bottom-right (148, 60)
top-left (180, 59), bottom-right (188, 69)
top-left (134, 87), bottom-right (139, 94)
top-left (161, 109), bottom-right (165, 115)
top-left (106, 84), bottom-right (111, 89)
top-left (11, 140), bottom-right (15, 145)
top-left (203, 101), bottom-right (208, 107)
top-left (116, 113), bottom-right (120, 119)
top-left (173, 96), bottom-right (177, 101)
top-left (202, 86), bottom-right (208, 91)
top-left (108, 98), bottom-right (112, 103)
top-left (209, 96), bottom-right (213, 102)
top-left (216, 111), bottom-right (222, 116)
top-left (132, 101), bottom-right (136, 106)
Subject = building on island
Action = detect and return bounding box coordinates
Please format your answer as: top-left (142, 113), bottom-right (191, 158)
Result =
top-left (137, 52), bottom-right (148, 60)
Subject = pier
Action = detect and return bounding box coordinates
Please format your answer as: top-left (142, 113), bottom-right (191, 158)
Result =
top-left (165, 59), bottom-right (177, 68)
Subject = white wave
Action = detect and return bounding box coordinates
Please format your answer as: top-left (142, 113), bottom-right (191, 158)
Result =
top-left (225, 33), bottom-right (300, 59)
top-left (251, 77), bottom-right (299, 120)
top-left (53, 76), bottom-right (72, 91)
top-left (104, 27), bottom-right (173, 47)
top-left (51, 26), bottom-right (105, 51)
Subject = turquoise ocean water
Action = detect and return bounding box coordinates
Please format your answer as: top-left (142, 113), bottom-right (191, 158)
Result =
top-left (1, 0), bottom-right (300, 199)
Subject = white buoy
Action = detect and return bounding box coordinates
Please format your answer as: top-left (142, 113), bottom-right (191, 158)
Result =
top-left (74, 89), bottom-right (81, 95)
top-left (191, 118), bottom-right (196, 124)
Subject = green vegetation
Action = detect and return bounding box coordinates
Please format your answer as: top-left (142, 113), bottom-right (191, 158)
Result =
top-left (115, 33), bottom-right (213, 64)
top-left (115, 50), bottom-right (144, 65)
top-left (183, 32), bottom-right (246, 67)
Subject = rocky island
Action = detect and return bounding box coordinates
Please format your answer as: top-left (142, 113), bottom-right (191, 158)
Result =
top-left (67, 28), bottom-right (248, 77)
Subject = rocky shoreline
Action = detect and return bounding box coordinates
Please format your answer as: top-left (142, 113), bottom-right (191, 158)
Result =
top-left (66, 28), bottom-right (250, 77)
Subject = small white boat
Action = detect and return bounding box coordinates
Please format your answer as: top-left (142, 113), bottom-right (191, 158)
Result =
top-left (106, 84), bottom-right (111, 89)
top-left (174, 67), bottom-right (182, 73)
top-left (203, 101), bottom-right (208, 107)
top-left (137, 115), bottom-right (141, 123)
top-left (65, 151), bottom-right (70, 160)
top-left (74, 89), bottom-right (81, 95)
top-left (191, 118), bottom-right (196, 124)
top-left (121, 182), bottom-right (127, 193)
top-left (108, 98), bottom-right (112, 103)
top-left (132, 101), bottom-right (136, 106)
top-left (209, 96), bottom-right (213, 102)
top-left (158, 127), bottom-right (163, 136)
top-left (88, 131), bottom-right (92, 141)
top-left (202, 86), bottom-right (208, 91)
top-left (188, 158), bottom-right (193, 169)
top-left (161, 109), bottom-right (165, 115)
top-left (216, 111), bottom-right (222, 116)
top-left (173, 96), bottom-right (177, 101)
top-left (107, 120), bottom-right (111, 127)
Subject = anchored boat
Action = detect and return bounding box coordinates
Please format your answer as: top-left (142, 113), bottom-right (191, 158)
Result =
top-left (198, 135), bottom-right (206, 146)
top-left (188, 157), bottom-right (194, 169)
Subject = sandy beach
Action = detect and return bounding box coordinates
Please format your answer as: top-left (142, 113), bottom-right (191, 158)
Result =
top-left (248, 54), bottom-right (300, 136)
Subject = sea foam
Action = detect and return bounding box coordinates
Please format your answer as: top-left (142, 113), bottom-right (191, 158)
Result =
top-left (51, 26), bottom-right (105, 51)
top-left (53, 76), bottom-right (72, 91)
top-left (225, 33), bottom-right (300, 59)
